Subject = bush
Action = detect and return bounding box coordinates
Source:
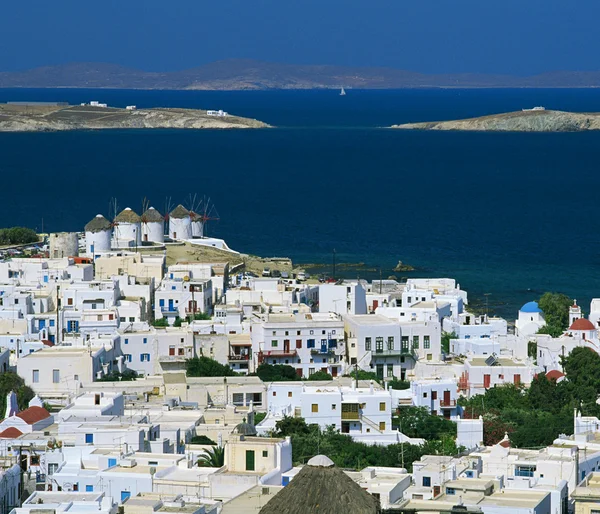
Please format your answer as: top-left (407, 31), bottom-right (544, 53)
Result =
top-left (190, 435), bottom-right (217, 445)
top-left (255, 363), bottom-right (298, 382)
top-left (0, 227), bottom-right (38, 246)
top-left (97, 370), bottom-right (137, 382)
top-left (186, 356), bottom-right (237, 377)
top-left (192, 312), bottom-right (212, 321)
top-left (389, 378), bottom-right (410, 390)
top-left (308, 370), bottom-right (333, 381)
top-left (254, 412), bottom-right (267, 425)
top-left (153, 318), bottom-right (169, 327)
top-left (344, 369), bottom-right (380, 383)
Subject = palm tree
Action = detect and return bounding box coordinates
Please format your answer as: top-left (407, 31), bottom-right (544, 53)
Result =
top-left (197, 445), bottom-right (225, 467)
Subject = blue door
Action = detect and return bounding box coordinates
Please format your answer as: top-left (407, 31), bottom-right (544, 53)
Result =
top-left (121, 491), bottom-right (131, 503)
top-left (39, 319), bottom-right (46, 330)
top-left (168, 299), bottom-right (174, 312)
top-left (321, 341), bottom-right (328, 354)
top-left (108, 458), bottom-right (117, 468)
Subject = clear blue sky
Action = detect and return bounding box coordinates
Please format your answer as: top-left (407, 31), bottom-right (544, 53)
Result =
top-left (2, 0), bottom-right (598, 75)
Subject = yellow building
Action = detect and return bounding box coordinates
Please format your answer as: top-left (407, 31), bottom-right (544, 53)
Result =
top-left (573, 472), bottom-right (600, 514)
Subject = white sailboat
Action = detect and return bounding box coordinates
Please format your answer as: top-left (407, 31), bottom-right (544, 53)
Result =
top-left (340, 87), bottom-right (346, 96)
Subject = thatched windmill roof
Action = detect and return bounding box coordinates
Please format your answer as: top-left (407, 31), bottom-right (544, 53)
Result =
top-left (114, 207), bottom-right (141, 223)
top-left (142, 207), bottom-right (164, 223)
top-left (259, 455), bottom-right (380, 514)
top-left (170, 204), bottom-right (190, 219)
top-left (85, 214), bottom-right (112, 233)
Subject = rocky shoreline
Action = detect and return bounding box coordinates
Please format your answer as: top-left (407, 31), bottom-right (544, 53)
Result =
top-left (0, 104), bottom-right (270, 132)
top-left (391, 109), bottom-right (600, 132)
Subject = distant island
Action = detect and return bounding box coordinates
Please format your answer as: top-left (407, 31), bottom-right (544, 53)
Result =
top-left (0, 102), bottom-right (269, 132)
top-left (391, 109), bottom-right (600, 132)
top-left (1, 60), bottom-right (600, 90)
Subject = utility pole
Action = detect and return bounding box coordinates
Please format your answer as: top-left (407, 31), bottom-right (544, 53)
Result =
top-left (379, 267), bottom-right (383, 294)
top-left (56, 285), bottom-right (60, 346)
top-left (332, 249), bottom-right (336, 280)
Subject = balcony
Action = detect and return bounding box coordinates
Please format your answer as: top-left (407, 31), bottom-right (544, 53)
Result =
top-left (371, 347), bottom-right (416, 358)
top-left (261, 350), bottom-right (298, 358)
top-left (439, 399), bottom-right (457, 408)
top-left (160, 306), bottom-right (179, 314)
top-left (229, 353), bottom-right (251, 362)
top-left (310, 348), bottom-right (335, 355)
top-left (341, 404), bottom-right (360, 420)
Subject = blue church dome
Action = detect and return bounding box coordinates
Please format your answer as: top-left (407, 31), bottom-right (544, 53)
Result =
top-left (520, 301), bottom-right (542, 313)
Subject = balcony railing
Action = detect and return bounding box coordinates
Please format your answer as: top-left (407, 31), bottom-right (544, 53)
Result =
top-left (371, 347), bottom-right (417, 358)
top-left (439, 399), bottom-right (457, 408)
top-left (161, 306), bottom-right (179, 314)
top-left (261, 349), bottom-right (298, 358)
top-left (229, 353), bottom-right (251, 361)
top-left (310, 348), bottom-right (335, 355)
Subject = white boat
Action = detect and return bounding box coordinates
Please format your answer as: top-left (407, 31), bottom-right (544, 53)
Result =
top-left (340, 87), bottom-right (346, 96)
top-left (522, 106), bottom-right (545, 111)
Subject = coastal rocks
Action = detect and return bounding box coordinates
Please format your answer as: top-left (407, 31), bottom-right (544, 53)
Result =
top-left (391, 110), bottom-right (600, 132)
top-left (0, 105), bottom-right (270, 132)
top-left (394, 260), bottom-right (415, 272)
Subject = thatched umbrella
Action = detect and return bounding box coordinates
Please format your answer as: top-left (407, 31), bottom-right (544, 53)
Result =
top-left (259, 455), bottom-right (380, 514)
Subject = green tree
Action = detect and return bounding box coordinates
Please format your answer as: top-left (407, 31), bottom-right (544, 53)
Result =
top-left (186, 356), bottom-right (236, 377)
top-left (190, 435), bottom-right (217, 445)
top-left (538, 292), bottom-right (573, 336)
top-left (254, 412), bottom-right (267, 425)
top-left (153, 318), bottom-right (169, 327)
top-left (441, 332), bottom-right (457, 354)
top-left (0, 372), bottom-right (35, 416)
top-left (344, 369), bottom-right (381, 383)
top-left (173, 317), bottom-right (183, 327)
top-left (0, 227), bottom-right (38, 245)
top-left (396, 407), bottom-right (457, 440)
top-left (255, 363), bottom-right (298, 382)
top-left (274, 416), bottom-right (313, 437)
top-left (389, 378), bottom-right (410, 390)
top-left (192, 312), bottom-right (211, 321)
top-left (197, 446), bottom-right (225, 467)
top-left (307, 370), bottom-right (333, 381)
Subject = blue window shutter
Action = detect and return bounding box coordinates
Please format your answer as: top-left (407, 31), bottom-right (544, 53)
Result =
top-left (85, 433), bottom-right (93, 444)
top-left (86, 485), bottom-right (93, 492)
top-left (159, 299), bottom-right (165, 307)
top-left (108, 458), bottom-right (117, 467)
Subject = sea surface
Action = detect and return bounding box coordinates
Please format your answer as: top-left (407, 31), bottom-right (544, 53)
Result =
top-left (1, 87), bottom-right (600, 318)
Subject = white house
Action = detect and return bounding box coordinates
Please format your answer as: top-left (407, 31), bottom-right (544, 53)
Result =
top-left (515, 301), bottom-right (546, 338)
top-left (319, 282), bottom-right (367, 315)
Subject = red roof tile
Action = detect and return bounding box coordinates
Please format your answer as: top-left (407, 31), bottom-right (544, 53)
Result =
top-left (15, 406), bottom-right (50, 425)
top-left (569, 318), bottom-right (596, 331)
top-left (0, 427), bottom-right (23, 438)
top-left (545, 370), bottom-right (565, 381)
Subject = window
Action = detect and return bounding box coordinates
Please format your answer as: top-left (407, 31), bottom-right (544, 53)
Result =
top-left (49, 320), bottom-right (55, 327)
top-left (446, 488), bottom-right (456, 495)
top-left (92, 303), bottom-right (97, 310)
top-left (148, 461), bottom-right (158, 466)
top-left (129, 317), bottom-right (135, 322)
top-left (271, 340), bottom-right (278, 347)
top-left (310, 330), bottom-right (314, 335)
top-left (32, 370), bottom-right (39, 383)
top-left (387, 336), bottom-right (394, 350)
top-left (387, 364), bottom-right (394, 377)
top-left (379, 422), bottom-right (385, 431)
top-left (375, 337), bottom-right (384, 352)
top-left (67, 298), bottom-right (73, 306)
top-left (262, 450), bottom-right (268, 458)
top-left (432, 391), bottom-right (437, 400)
top-left (85, 433), bottom-right (94, 444)
top-left (379, 402), bottom-right (386, 411)
top-left (126, 355), bottom-right (132, 362)
top-left (309, 368), bottom-right (315, 376)
top-left (423, 392), bottom-right (428, 398)
top-left (312, 404), bottom-right (319, 413)
top-left (296, 339), bottom-right (302, 349)
top-left (424, 335), bottom-right (430, 349)
top-left (97, 315), bottom-right (102, 321)
top-left (285, 331), bottom-right (289, 336)
top-left (332, 404), bottom-right (336, 410)
top-left (30, 455), bottom-right (40, 465)
top-left (95, 394), bottom-right (100, 405)
top-left (297, 330), bottom-right (301, 335)
top-left (124, 338), bottom-right (129, 344)
top-left (74, 375), bottom-right (79, 381)
top-left (143, 338), bottom-right (147, 344)
top-left (52, 369), bottom-right (60, 383)
top-left (272, 331), bottom-right (276, 336)
top-left (401, 336), bottom-right (409, 351)
top-left (422, 476), bottom-right (431, 487)
top-left (412, 335), bottom-right (419, 349)
top-left (365, 337), bottom-right (372, 351)
top-left (287, 391), bottom-right (292, 397)
top-left (273, 391), bottom-right (277, 396)
top-left (515, 465), bottom-right (536, 478)
top-left (48, 463), bottom-right (58, 475)
top-left (307, 339), bottom-right (315, 348)
top-left (86, 485), bottom-right (94, 492)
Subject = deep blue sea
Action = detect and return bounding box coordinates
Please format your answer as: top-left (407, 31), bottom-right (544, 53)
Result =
top-left (1, 87), bottom-right (600, 317)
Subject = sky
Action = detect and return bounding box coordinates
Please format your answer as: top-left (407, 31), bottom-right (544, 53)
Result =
top-left (1, 0), bottom-right (598, 75)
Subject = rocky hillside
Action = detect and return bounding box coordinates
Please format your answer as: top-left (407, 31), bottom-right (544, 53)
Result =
top-left (0, 104), bottom-right (269, 132)
top-left (392, 110), bottom-right (600, 132)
